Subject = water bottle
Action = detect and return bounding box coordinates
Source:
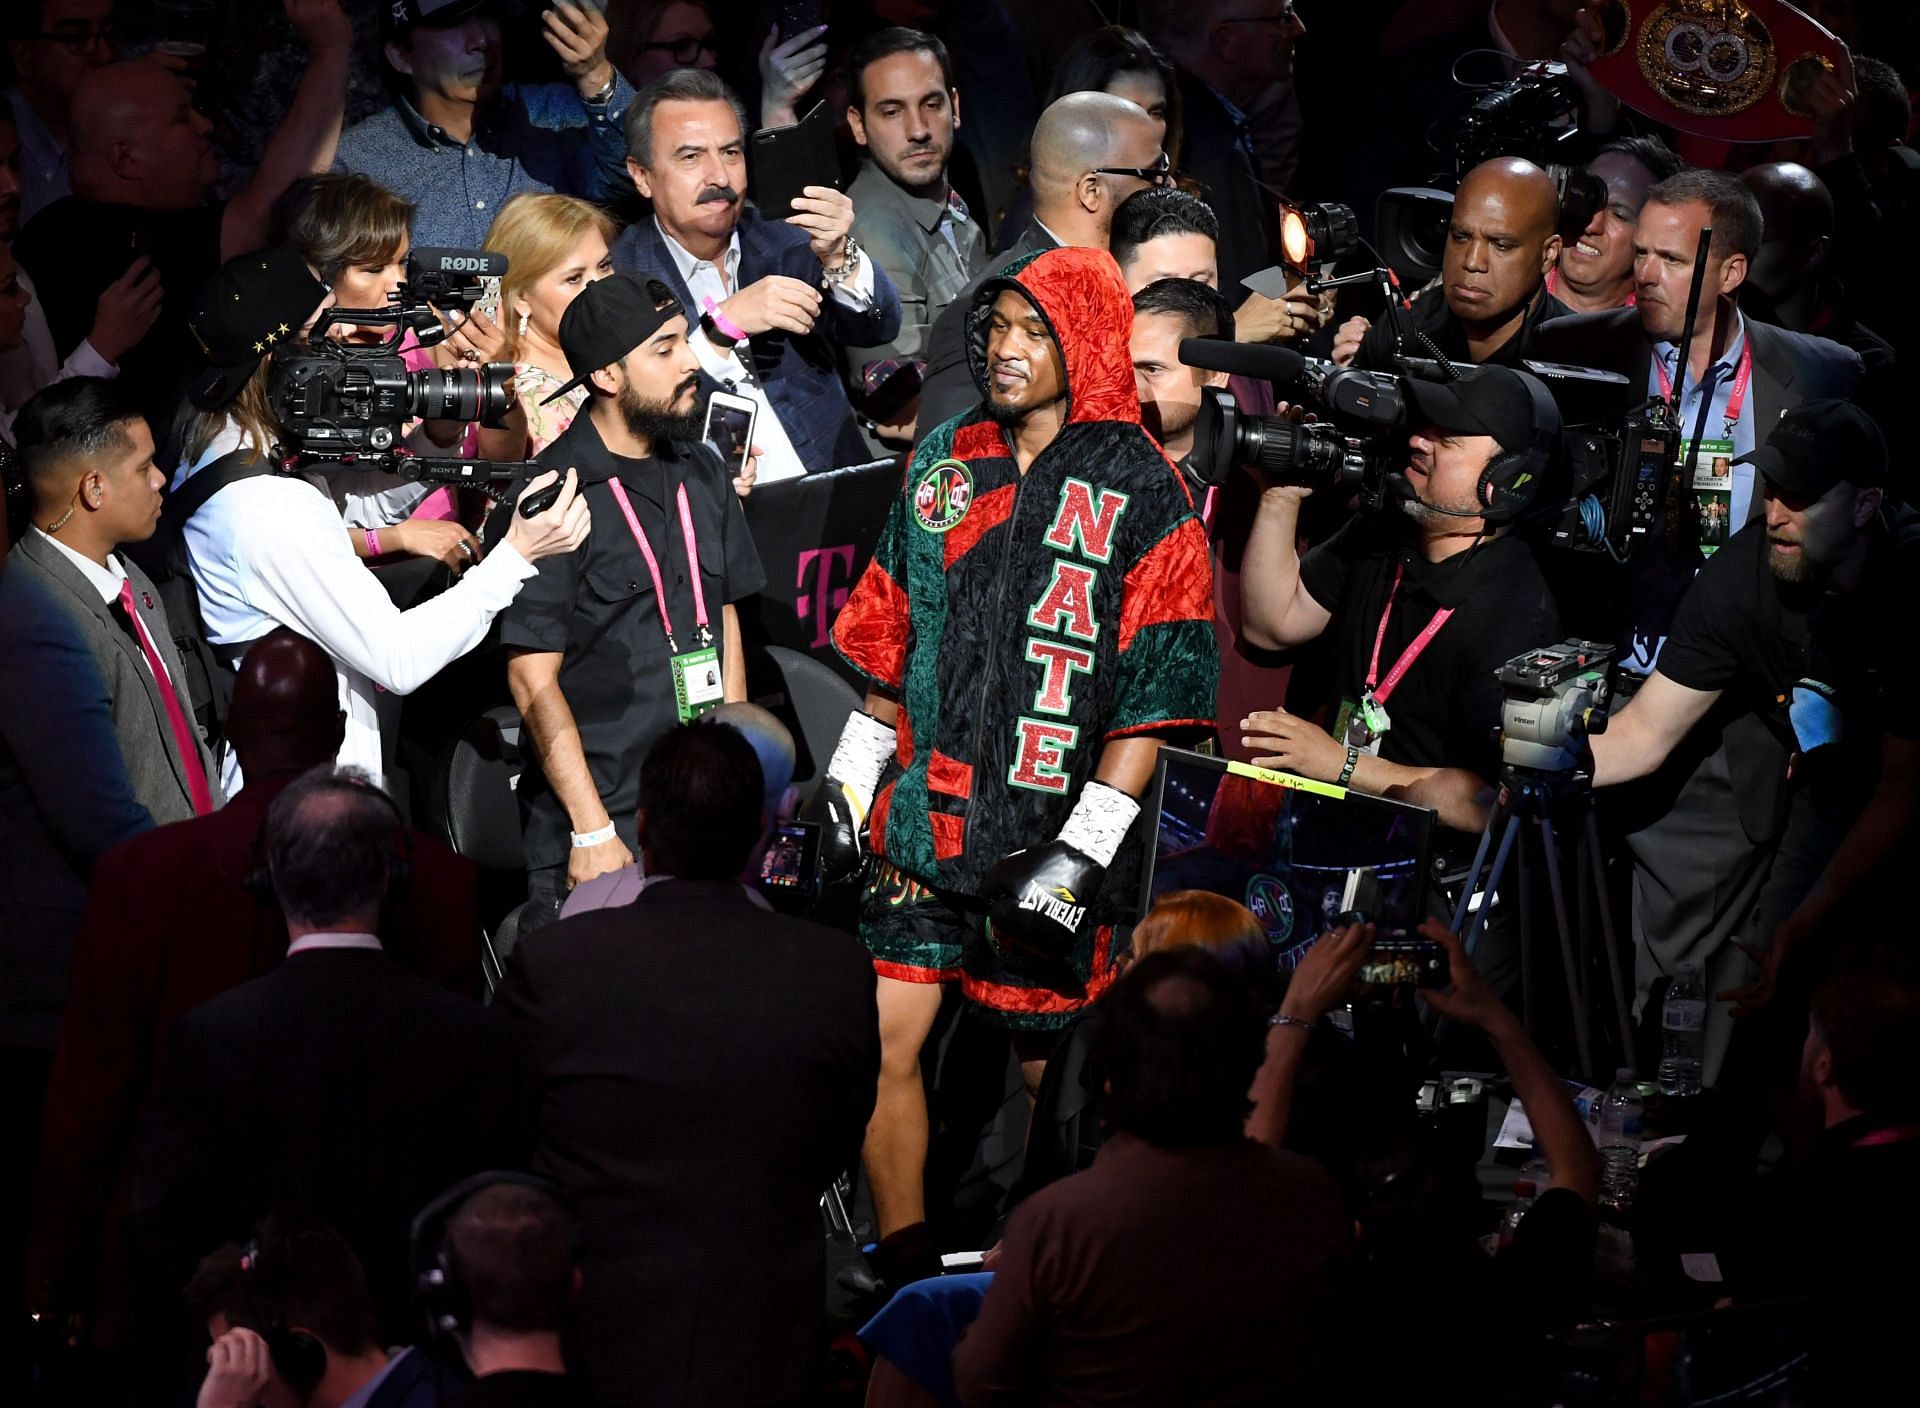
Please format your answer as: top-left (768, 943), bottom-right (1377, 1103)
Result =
top-left (1598, 1068), bottom-right (1644, 1213)
top-left (1658, 967), bottom-right (1707, 1097)
top-left (1498, 1155), bottom-right (1551, 1250)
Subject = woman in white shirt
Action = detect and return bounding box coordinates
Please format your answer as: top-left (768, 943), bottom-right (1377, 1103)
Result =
top-left (174, 247), bottom-right (590, 787)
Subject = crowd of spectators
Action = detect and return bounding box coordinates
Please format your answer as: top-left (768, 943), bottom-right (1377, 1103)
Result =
top-left (5, 2), bottom-right (1920, 1405)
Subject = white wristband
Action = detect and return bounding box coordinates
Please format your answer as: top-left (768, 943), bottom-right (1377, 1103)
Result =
top-left (1056, 780), bottom-right (1141, 870)
top-left (826, 710), bottom-right (897, 813)
top-left (571, 823), bottom-right (617, 848)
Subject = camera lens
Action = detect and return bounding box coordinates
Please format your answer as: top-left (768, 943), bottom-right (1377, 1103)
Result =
top-left (1242, 418), bottom-right (1350, 484)
top-left (406, 367), bottom-right (481, 424)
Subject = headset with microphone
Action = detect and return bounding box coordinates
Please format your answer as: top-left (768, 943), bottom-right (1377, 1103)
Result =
top-left (1392, 368), bottom-right (1563, 527)
top-left (409, 1171), bottom-right (577, 1346)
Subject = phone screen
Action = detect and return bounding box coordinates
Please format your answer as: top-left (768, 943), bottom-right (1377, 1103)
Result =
top-left (759, 822), bottom-right (819, 892)
top-left (705, 400), bottom-right (754, 476)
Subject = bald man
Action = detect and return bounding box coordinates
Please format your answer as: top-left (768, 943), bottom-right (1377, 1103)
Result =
top-left (12, 3), bottom-right (352, 425)
top-left (1740, 162), bottom-right (1897, 441)
top-left (27, 626), bottom-right (482, 1332)
top-left (913, 91), bottom-right (1165, 440)
top-left (1340, 157), bottom-right (1568, 373)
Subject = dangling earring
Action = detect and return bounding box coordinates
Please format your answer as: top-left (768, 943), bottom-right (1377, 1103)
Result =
top-left (517, 310), bottom-right (530, 339)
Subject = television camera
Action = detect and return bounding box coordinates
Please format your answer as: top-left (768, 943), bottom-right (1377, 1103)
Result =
top-left (267, 246), bottom-right (533, 498)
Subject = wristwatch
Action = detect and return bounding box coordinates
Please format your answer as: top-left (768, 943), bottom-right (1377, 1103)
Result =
top-left (582, 71), bottom-right (616, 107)
top-left (821, 234), bottom-right (862, 286)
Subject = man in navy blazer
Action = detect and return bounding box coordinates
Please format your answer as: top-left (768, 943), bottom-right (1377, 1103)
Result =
top-left (611, 68), bottom-right (901, 478)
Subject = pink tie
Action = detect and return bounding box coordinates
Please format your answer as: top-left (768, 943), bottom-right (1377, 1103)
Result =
top-left (117, 578), bottom-right (214, 816)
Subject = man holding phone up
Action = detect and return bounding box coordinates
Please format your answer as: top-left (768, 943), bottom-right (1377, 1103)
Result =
top-left (613, 68), bottom-right (901, 481)
top-left (498, 275), bottom-right (765, 926)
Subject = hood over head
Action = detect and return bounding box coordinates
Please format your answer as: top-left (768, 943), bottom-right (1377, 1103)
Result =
top-left (964, 247), bottom-right (1142, 427)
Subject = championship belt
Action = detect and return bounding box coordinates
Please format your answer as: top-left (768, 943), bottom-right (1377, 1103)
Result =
top-left (1586, 0), bottom-right (1848, 142)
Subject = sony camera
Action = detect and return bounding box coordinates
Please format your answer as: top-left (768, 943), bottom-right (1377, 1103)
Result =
top-left (268, 247), bottom-right (529, 495)
top-left (1177, 340), bottom-right (1411, 505)
top-left (1496, 640), bottom-right (1618, 774)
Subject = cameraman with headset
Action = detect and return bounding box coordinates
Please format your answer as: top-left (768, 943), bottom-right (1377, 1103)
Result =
top-left (174, 248), bottom-right (591, 790)
top-left (1238, 366), bottom-right (1563, 991)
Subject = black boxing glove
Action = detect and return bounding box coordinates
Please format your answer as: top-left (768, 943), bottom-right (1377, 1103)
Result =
top-left (981, 780), bottom-right (1142, 964)
top-left (800, 709), bottom-right (897, 884)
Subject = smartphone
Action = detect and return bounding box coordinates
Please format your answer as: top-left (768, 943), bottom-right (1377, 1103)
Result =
top-left (703, 389), bottom-right (758, 481)
top-left (750, 101), bottom-right (841, 221)
top-left (1356, 936), bottom-right (1449, 990)
top-left (778, 0), bottom-right (827, 40)
top-left (758, 821), bottom-right (821, 896)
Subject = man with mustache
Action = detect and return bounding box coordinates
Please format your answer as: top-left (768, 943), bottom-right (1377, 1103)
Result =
top-left (1586, 402), bottom-right (1920, 1097)
top-left (499, 274), bottom-right (766, 925)
top-left (613, 67), bottom-right (902, 482)
top-left (335, 0), bottom-right (635, 248)
top-left (1335, 157), bottom-right (1569, 373)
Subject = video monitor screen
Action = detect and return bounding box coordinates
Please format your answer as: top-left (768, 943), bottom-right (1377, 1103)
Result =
top-left (1139, 749), bottom-right (1434, 964)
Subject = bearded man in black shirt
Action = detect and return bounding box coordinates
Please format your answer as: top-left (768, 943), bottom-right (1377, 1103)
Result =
top-left (1589, 401), bottom-right (1920, 1089)
top-left (1239, 365), bottom-right (1564, 991)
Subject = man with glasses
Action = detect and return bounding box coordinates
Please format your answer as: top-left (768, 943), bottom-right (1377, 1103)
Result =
top-left (334, 0), bottom-right (636, 248)
top-left (1144, 0), bottom-right (1305, 293)
top-left (610, 0), bottom-right (719, 89)
top-left (913, 90), bottom-right (1167, 442)
top-left (4, 0), bottom-right (118, 226)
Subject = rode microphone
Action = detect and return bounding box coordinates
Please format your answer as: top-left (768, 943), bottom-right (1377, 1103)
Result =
top-left (409, 247), bottom-right (510, 277)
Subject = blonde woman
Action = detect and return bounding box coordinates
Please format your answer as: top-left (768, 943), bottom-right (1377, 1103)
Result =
top-left (484, 193), bottom-right (620, 456)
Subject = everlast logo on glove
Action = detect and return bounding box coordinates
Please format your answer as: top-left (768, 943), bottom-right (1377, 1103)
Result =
top-left (1017, 880), bottom-right (1088, 934)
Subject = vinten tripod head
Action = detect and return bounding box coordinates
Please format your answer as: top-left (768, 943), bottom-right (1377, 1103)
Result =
top-left (1495, 640), bottom-right (1619, 778)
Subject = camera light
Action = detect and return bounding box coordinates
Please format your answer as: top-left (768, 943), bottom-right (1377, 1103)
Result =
top-left (1280, 206), bottom-right (1313, 272)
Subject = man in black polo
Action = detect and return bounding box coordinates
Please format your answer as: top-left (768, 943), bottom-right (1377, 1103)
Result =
top-left (1237, 365), bottom-right (1563, 991)
top-left (500, 274), bottom-right (764, 925)
top-left (1588, 401), bottom-right (1920, 1088)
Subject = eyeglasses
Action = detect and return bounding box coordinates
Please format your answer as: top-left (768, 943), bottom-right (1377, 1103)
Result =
top-left (29, 24), bottom-right (119, 56)
top-left (1093, 152), bottom-right (1175, 188)
top-left (1220, 5), bottom-right (1299, 29)
top-left (640, 33), bottom-right (718, 65)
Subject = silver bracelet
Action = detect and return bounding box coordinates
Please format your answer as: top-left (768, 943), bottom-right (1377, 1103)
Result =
top-left (821, 235), bottom-right (862, 286)
top-left (570, 823), bottom-right (617, 848)
top-left (1269, 1012), bottom-right (1314, 1032)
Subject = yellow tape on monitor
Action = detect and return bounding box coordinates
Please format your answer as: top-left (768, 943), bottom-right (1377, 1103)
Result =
top-left (1223, 758), bottom-right (1349, 800)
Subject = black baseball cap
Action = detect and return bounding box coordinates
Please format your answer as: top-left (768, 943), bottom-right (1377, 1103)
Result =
top-left (543, 274), bottom-right (687, 404)
top-left (1736, 398), bottom-right (1887, 498)
top-left (382, 0), bottom-right (501, 36)
top-left (186, 248), bottom-right (330, 412)
top-left (1402, 364), bottom-right (1559, 452)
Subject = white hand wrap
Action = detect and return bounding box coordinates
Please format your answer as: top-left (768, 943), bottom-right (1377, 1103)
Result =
top-left (825, 710), bottom-right (898, 817)
top-left (1056, 780), bottom-right (1142, 869)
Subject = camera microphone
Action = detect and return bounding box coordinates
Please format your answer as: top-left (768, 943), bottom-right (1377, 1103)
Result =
top-left (1176, 338), bottom-right (1309, 384)
top-left (410, 247), bottom-right (509, 277)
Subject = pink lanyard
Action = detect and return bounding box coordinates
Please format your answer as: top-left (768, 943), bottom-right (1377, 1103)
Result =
top-left (605, 477), bottom-right (709, 651)
top-left (1367, 565), bottom-right (1453, 706)
top-left (1653, 340), bottom-right (1753, 431)
top-left (1853, 1124), bottom-right (1920, 1149)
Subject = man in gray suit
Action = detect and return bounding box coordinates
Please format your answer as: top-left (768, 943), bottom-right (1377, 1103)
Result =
top-left (0, 378), bottom-right (218, 1340)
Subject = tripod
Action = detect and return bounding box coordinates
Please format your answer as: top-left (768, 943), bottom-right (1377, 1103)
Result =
top-left (1450, 766), bottom-right (1635, 1081)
